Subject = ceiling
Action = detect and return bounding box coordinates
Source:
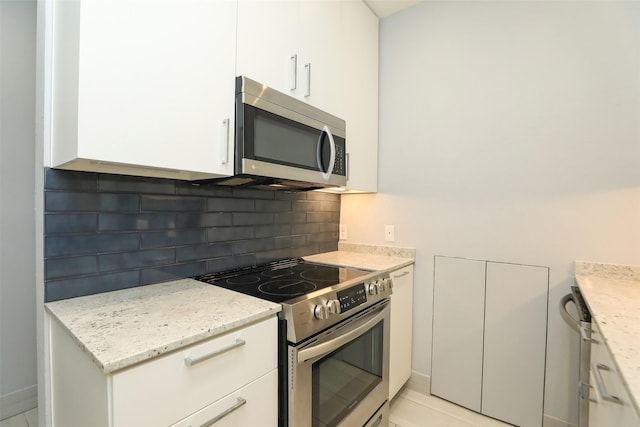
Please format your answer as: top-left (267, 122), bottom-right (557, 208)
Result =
top-left (363, 0), bottom-right (424, 18)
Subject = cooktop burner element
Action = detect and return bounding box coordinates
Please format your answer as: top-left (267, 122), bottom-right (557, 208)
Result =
top-left (194, 258), bottom-right (393, 343)
top-left (258, 279), bottom-right (317, 296)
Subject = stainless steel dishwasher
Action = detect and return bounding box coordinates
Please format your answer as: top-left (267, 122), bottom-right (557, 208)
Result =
top-left (560, 285), bottom-right (593, 427)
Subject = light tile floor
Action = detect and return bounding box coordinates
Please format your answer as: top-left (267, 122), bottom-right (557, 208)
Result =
top-left (390, 388), bottom-right (511, 427)
top-left (0, 408), bottom-right (37, 427)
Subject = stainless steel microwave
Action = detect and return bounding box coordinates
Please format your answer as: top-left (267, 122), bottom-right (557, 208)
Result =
top-left (200, 76), bottom-right (347, 191)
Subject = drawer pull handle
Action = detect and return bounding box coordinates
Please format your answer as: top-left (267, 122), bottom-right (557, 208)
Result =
top-left (184, 339), bottom-right (246, 367)
top-left (393, 271), bottom-right (410, 278)
top-left (593, 363), bottom-right (623, 404)
top-left (200, 397), bottom-right (247, 427)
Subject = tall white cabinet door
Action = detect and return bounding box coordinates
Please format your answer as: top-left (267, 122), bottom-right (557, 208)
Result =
top-left (431, 256), bottom-right (486, 412)
top-left (389, 265), bottom-right (414, 399)
top-left (482, 262), bottom-right (548, 427)
top-left (236, 0), bottom-right (299, 94)
top-left (342, 0), bottom-right (378, 192)
top-left (52, 0), bottom-right (237, 177)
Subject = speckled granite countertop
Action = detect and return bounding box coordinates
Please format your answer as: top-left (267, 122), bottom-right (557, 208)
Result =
top-left (45, 279), bottom-right (281, 374)
top-left (574, 261), bottom-right (640, 416)
top-left (303, 242), bottom-right (415, 272)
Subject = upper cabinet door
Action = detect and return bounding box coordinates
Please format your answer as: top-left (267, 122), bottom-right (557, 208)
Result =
top-left (296, 0), bottom-right (343, 115)
top-left (236, 0), bottom-right (299, 94)
top-left (341, 0), bottom-right (378, 192)
top-left (49, 0), bottom-right (237, 180)
top-left (236, 0), bottom-right (343, 116)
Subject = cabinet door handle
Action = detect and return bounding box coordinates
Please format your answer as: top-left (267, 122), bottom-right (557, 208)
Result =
top-left (393, 271), bottom-right (410, 278)
top-left (199, 397), bottom-right (247, 427)
top-left (290, 54), bottom-right (297, 91)
top-left (304, 62), bottom-right (311, 97)
top-left (184, 338), bottom-right (245, 367)
top-left (592, 363), bottom-right (623, 404)
top-left (220, 118), bottom-right (230, 164)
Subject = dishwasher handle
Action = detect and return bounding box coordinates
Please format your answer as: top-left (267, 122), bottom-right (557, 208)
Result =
top-left (560, 293), bottom-right (580, 332)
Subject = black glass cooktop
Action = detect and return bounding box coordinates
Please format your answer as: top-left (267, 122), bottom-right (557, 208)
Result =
top-left (195, 258), bottom-right (370, 303)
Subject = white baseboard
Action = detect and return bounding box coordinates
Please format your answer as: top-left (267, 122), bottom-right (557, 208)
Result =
top-left (0, 385), bottom-right (37, 421)
top-left (543, 413), bottom-right (575, 427)
top-left (405, 370), bottom-right (430, 396)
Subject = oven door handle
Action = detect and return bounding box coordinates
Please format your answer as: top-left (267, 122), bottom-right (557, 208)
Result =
top-left (297, 303), bottom-right (388, 363)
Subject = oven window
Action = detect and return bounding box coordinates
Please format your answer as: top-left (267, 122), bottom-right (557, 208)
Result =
top-left (311, 320), bottom-right (384, 427)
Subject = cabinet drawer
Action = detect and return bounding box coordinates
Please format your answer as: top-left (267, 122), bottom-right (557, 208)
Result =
top-left (111, 317), bottom-right (277, 427)
top-left (171, 369), bottom-right (278, 427)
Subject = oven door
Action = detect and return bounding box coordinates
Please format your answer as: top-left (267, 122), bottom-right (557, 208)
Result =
top-left (288, 300), bottom-right (390, 427)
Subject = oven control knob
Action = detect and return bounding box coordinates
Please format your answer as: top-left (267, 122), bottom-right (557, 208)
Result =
top-left (326, 299), bottom-right (341, 315)
top-left (314, 304), bottom-right (329, 320)
top-left (387, 278), bottom-right (394, 290)
top-left (368, 282), bottom-right (379, 295)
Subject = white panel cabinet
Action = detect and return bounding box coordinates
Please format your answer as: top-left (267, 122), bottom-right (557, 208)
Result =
top-left (48, 0), bottom-right (236, 180)
top-left (50, 316), bottom-right (278, 427)
top-left (342, 0), bottom-right (379, 192)
top-left (432, 256), bottom-right (549, 427)
top-left (432, 257), bottom-right (486, 412)
top-left (389, 264), bottom-right (414, 399)
top-left (589, 320), bottom-right (640, 427)
top-left (237, 0), bottom-right (343, 115)
top-left (482, 262), bottom-right (548, 427)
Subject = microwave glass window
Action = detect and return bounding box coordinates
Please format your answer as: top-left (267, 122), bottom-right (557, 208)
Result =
top-left (252, 108), bottom-right (335, 172)
top-left (311, 320), bottom-right (384, 427)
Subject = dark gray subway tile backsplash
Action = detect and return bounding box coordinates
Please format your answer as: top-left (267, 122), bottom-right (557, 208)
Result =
top-left (44, 168), bottom-right (340, 302)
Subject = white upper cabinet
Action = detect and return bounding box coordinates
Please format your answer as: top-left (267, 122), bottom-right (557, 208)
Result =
top-left (342, 0), bottom-right (379, 192)
top-left (237, 0), bottom-right (344, 116)
top-left (47, 0), bottom-right (237, 180)
top-left (236, 1), bottom-right (299, 95)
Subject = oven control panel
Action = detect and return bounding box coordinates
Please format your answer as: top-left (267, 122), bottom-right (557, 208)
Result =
top-left (282, 273), bottom-right (393, 343)
top-left (337, 284), bottom-right (367, 313)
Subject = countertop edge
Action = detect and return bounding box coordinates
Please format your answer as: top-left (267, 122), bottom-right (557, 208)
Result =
top-left (46, 279), bottom-right (281, 374)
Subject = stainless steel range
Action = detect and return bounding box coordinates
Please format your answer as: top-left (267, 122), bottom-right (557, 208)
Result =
top-left (196, 258), bottom-right (393, 427)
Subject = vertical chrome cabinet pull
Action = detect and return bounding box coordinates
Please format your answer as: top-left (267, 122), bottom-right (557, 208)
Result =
top-left (290, 54), bottom-right (297, 91)
top-left (184, 338), bottom-right (245, 366)
top-left (592, 363), bottom-right (623, 404)
top-left (220, 118), bottom-right (230, 164)
top-left (304, 62), bottom-right (311, 97)
top-left (199, 397), bottom-right (247, 427)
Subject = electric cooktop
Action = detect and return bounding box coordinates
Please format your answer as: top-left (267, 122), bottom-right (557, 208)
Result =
top-left (195, 258), bottom-right (371, 304)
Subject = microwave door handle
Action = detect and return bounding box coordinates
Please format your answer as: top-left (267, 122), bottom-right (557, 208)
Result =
top-left (297, 304), bottom-right (387, 363)
top-left (316, 125), bottom-right (336, 180)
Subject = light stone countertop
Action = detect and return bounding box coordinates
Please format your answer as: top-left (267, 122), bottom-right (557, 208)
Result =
top-left (574, 261), bottom-right (640, 416)
top-left (304, 243), bottom-right (415, 272)
top-left (45, 279), bottom-right (281, 374)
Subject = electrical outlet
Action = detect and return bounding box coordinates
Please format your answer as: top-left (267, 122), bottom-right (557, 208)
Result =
top-left (339, 224), bottom-right (348, 240)
top-left (385, 225), bottom-right (395, 242)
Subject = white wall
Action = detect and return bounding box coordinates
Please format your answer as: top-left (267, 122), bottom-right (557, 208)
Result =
top-left (0, 0), bottom-right (38, 419)
top-left (341, 1), bottom-right (640, 424)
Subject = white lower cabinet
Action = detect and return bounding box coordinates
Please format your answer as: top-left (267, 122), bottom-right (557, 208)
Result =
top-left (389, 264), bottom-right (414, 399)
top-left (50, 316), bottom-right (278, 427)
top-left (589, 320), bottom-right (640, 427)
top-left (170, 370), bottom-right (277, 427)
top-left (431, 256), bottom-right (549, 427)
